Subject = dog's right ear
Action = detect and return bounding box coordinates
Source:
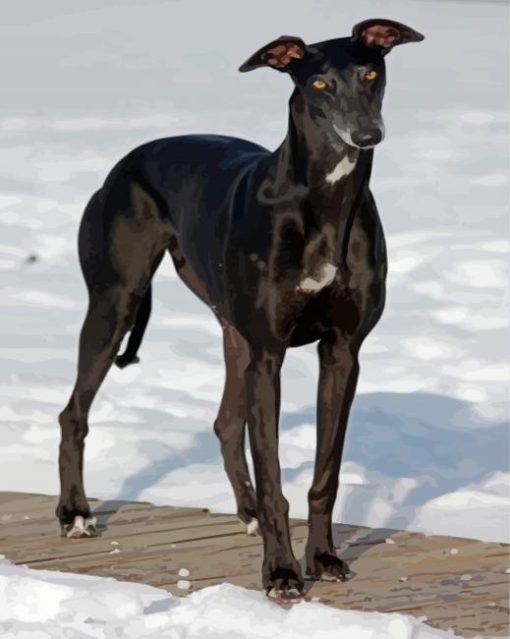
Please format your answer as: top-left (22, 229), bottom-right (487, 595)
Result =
top-left (239, 36), bottom-right (310, 73)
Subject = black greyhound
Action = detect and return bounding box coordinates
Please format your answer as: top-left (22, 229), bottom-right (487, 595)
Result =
top-left (57, 19), bottom-right (424, 600)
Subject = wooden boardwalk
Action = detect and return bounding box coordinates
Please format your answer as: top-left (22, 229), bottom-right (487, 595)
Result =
top-left (0, 492), bottom-right (508, 637)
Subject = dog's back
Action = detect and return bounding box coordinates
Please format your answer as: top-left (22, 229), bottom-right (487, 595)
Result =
top-left (81, 135), bottom-right (268, 304)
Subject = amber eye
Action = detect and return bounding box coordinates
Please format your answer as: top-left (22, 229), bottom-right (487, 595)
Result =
top-left (364, 70), bottom-right (378, 81)
top-left (312, 78), bottom-right (328, 91)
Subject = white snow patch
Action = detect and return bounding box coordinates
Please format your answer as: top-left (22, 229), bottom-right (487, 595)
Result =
top-left (389, 252), bottom-right (425, 275)
top-left (402, 337), bottom-right (464, 361)
top-left (454, 384), bottom-right (489, 403)
top-left (432, 306), bottom-right (508, 331)
top-left (6, 289), bottom-right (77, 309)
top-left (459, 111), bottom-right (495, 125)
top-left (465, 471), bottom-right (510, 499)
top-left (279, 424), bottom-right (316, 468)
top-left (472, 174), bottom-right (508, 187)
top-left (410, 489), bottom-right (510, 543)
top-left (446, 259), bottom-right (507, 289)
top-left (443, 360), bottom-right (510, 383)
top-left (480, 240), bottom-right (510, 253)
top-left (0, 559), bottom-right (454, 638)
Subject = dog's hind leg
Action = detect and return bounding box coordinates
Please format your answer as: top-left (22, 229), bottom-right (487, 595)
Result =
top-left (57, 183), bottom-right (170, 537)
top-left (115, 284), bottom-right (152, 368)
top-left (214, 324), bottom-right (258, 533)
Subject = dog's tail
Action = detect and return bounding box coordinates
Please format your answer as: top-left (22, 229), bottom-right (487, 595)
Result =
top-left (115, 284), bottom-right (152, 368)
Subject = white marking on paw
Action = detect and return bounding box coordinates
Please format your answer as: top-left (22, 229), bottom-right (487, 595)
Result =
top-left (321, 572), bottom-right (344, 583)
top-left (325, 154), bottom-right (356, 184)
top-left (246, 518), bottom-right (259, 536)
top-left (298, 262), bottom-right (337, 293)
top-left (65, 515), bottom-right (97, 539)
top-left (267, 587), bottom-right (303, 602)
top-left (178, 568), bottom-right (190, 577)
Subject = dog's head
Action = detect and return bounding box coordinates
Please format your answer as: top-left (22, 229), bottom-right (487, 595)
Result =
top-left (240, 19), bottom-right (424, 150)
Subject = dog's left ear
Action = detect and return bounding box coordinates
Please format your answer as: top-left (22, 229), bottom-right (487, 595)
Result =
top-left (352, 19), bottom-right (424, 53)
top-left (239, 36), bottom-right (312, 73)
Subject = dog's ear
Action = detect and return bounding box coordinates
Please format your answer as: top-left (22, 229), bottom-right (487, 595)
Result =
top-left (352, 19), bottom-right (424, 53)
top-left (239, 36), bottom-right (311, 73)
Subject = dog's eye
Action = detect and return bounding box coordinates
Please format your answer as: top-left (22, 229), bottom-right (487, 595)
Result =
top-left (312, 78), bottom-right (328, 91)
top-left (364, 70), bottom-right (378, 81)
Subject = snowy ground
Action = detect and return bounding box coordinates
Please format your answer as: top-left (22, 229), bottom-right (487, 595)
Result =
top-left (0, 557), bottom-right (456, 639)
top-left (0, 0), bottom-right (509, 554)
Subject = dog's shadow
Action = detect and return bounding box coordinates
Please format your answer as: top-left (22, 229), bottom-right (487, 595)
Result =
top-left (90, 498), bottom-right (138, 533)
top-left (90, 496), bottom-right (392, 595)
top-left (111, 391), bottom-right (509, 532)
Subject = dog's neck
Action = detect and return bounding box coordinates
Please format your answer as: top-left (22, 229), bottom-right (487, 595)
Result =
top-left (261, 90), bottom-right (371, 198)
top-left (258, 90), bottom-right (373, 260)
top-left (285, 91), bottom-right (361, 187)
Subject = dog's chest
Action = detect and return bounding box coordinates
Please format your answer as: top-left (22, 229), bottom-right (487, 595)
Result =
top-left (255, 211), bottom-right (377, 341)
top-left (296, 229), bottom-right (338, 294)
top-left (268, 216), bottom-right (340, 296)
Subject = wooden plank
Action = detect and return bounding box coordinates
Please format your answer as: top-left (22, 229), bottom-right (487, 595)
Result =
top-left (0, 492), bottom-right (508, 638)
top-left (4, 517), bottom-right (245, 564)
top-left (0, 508), bottom-right (225, 546)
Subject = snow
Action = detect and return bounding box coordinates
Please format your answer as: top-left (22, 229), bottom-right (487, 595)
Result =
top-left (410, 471), bottom-right (510, 541)
top-left (0, 558), bottom-right (453, 639)
top-left (0, 0), bottom-right (509, 562)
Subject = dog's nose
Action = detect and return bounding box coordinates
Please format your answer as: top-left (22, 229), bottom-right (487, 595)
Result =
top-left (352, 129), bottom-right (383, 148)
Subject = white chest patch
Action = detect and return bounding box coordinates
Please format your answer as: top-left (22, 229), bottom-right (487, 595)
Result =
top-left (298, 262), bottom-right (337, 293)
top-left (325, 154), bottom-right (356, 185)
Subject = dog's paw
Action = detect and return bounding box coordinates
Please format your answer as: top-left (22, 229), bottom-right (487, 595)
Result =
top-left (115, 354), bottom-right (140, 369)
top-left (265, 567), bottom-right (304, 604)
top-left (62, 515), bottom-right (98, 539)
top-left (306, 553), bottom-right (350, 582)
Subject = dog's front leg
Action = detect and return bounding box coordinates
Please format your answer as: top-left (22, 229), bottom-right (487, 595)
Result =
top-left (305, 333), bottom-right (359, 581)
top-left (245, 346), bottom-right (303, 600)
